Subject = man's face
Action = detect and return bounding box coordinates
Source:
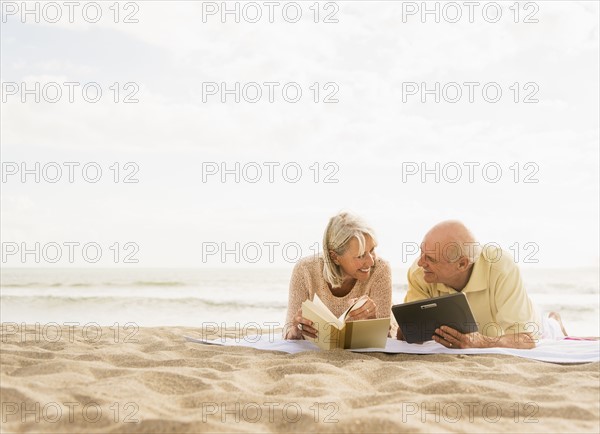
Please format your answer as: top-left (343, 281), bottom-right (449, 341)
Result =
top-left (417, 235), bottom-right (461, 284)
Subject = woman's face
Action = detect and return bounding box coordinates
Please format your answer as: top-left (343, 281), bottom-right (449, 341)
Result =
top-left (333, 235), bottom-right (377, 282)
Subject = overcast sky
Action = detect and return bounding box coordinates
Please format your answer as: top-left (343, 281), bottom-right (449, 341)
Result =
top-left (1, 1), bottom-right (598, 268)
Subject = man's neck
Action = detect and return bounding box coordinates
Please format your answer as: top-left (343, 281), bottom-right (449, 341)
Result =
top-left (445, 266), bottom-right (474, 292)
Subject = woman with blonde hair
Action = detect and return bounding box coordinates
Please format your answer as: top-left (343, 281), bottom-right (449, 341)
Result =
top-left (284, 211), bottom-right (393, 340)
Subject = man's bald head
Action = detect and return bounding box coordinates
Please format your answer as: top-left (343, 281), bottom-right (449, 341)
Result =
top-left (423, 220), bottom-right (480, 264)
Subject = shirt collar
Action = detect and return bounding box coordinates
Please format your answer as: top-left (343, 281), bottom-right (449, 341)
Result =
top-left (435, 252), bottom-right (488, 294)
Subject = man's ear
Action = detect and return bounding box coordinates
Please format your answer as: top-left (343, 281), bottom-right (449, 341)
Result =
top-left (457, 256), bottom-right (470, 270)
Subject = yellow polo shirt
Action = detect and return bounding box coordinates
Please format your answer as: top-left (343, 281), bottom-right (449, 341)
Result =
top-left (405, 245), bottom-right (541, 338)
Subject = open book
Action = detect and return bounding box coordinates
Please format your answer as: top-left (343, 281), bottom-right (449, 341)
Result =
top-left (301, 295), bottom-right (390, 350)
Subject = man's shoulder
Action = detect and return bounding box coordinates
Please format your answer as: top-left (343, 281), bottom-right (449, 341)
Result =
top-left (480, 244), bottom-right (518, 273)
top-left (407, 258), bottom-right (425, 279)
top-left (404, 259), bottom-right (434, 301)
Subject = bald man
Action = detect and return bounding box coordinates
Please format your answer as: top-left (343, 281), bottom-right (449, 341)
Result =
top-left (398, 220), bottom-right (541, 349)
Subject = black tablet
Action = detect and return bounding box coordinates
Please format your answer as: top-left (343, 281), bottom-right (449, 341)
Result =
top-left (392, 293), bottom-right (479, 343)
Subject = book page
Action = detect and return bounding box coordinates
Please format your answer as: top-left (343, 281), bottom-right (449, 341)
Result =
top-left (339, 295), bottom-right (369, 322)
top-left (310, 294), bottom-right (342, 328)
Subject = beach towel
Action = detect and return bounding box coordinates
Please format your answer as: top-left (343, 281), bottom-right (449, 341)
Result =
top-left (185, 335), bottom-right (600, 364)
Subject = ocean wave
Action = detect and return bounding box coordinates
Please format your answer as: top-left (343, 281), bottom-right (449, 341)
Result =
top-left (1, 280), bottom-right (188, 289)
top-left (0, 295), bottom-right (287, 310)
top-left (1, 282), bottom-right (41, 288)
top-left (132, 281), bottom-right (186, 287)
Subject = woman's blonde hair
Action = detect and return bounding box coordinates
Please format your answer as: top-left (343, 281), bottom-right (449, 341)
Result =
top-left (322, 212), bottom-right (377, 288)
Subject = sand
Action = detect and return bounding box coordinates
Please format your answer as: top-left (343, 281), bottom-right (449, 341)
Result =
top-left (1, 324), bottom-right (599, 433)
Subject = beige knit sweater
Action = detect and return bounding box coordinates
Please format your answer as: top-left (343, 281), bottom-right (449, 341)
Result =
top-left (284, 255), bottom-right (394, 338)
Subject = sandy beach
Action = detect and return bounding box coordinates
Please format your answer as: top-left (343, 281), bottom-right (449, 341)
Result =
top-left (1, 325), bottom-right (599, 433)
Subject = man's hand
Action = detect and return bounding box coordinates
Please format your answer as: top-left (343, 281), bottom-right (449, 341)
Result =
top-left (433, 326), bottom-right (490, 348)
top-left (433, 325), bottom-right (536, 349)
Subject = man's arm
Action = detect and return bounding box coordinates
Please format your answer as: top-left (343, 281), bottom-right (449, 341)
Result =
top-left (396, 324), bottom-right (405, 340)
top-left (397, 263), bottom-right (432, 340)
top-left (434, 325), bottom-right (536, 349)
top-left (490, 252), bottom-right (541, 344)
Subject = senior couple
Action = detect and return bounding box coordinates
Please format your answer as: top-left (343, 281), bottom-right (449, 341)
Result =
top-left (284, 212), bottom-right (568, 349)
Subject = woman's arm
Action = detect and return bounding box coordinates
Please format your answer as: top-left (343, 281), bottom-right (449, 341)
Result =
top-left (283, 259), bottom-right (311, 339)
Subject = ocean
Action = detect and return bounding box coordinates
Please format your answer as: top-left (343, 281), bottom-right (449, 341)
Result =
top-left (1, 267), bottom-right (598, 337)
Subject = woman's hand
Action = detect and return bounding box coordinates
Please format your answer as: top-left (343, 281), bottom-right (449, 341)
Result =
top-left (287, 307), bottom-right (318, 340)
top-left (346, 296), bottom-right (378, 321)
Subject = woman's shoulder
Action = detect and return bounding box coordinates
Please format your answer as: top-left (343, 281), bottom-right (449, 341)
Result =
top-left (290, 255), bottom-right (324, 292)
top-left (293, 255), bottom-right (324, 273)
top-left (374, 256), bottom-right (391, 272)
top-left (370, 257), bottom-right (391, 280)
